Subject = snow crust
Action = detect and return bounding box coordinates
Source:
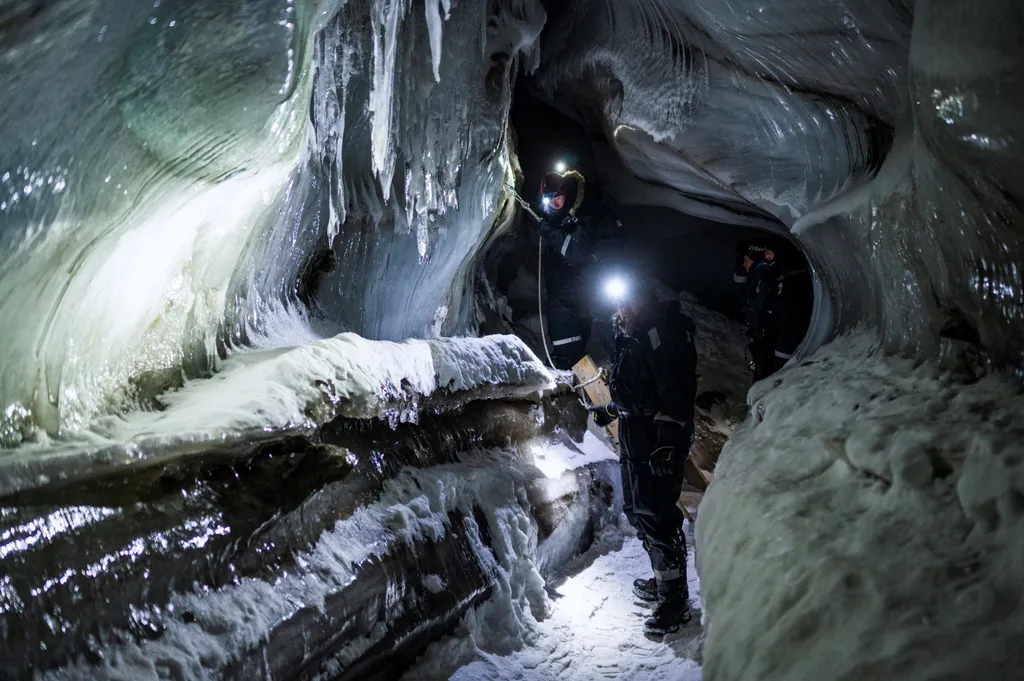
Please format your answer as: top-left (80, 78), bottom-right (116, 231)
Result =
top-left (406, 519), bottom-right (704, 681)
top-left (0, 334), bottom-right (553, 497)
top-left (697, 333), bottom-right (1024, 680)
top-left (527, 430), bottom-right (617, 479)
top-left (112, 332), bottom-right (551, 436)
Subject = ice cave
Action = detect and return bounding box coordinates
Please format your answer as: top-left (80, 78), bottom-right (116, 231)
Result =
top-left (0, 0), bottom-right (1022, 679)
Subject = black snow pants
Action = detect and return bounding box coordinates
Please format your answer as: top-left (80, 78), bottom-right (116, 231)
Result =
top-left (547, 297), bottom-right (590, 370)
top-left (545, 273), bottom-right (616, 370)
top-left (619, 414), bottom-right (689, 598)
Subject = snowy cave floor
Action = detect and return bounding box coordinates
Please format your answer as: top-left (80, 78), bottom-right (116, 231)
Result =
top-left (404, 518), bottom-right (704, 681)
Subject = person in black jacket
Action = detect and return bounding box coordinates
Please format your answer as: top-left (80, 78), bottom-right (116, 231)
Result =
top-left (537, 170), bottom-right (624, 369)
top-left (735, 240), bottom-right (812, 382)
top-left (587, 273), bottom-right (697, 635)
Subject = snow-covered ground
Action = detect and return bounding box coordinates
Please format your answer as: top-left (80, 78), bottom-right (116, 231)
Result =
top-left (405, 518), bottom-right (704, 681)
top-left (698, 333), bottom-right (1024, 681)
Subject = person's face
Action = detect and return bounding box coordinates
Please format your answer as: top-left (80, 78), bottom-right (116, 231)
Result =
top-left (764, 248), bottom-right (775, 262)
top-left (549, 194), bottom-right (566, 211)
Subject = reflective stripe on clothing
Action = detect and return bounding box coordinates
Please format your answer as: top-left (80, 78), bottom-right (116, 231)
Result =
top-left (653, 413), bottom-right (688, 428)
top-left (551, 335), bottom-right (583, 346)
top-left (560, 233), bottom-right (572, 256)
top-left (648, 327), bottom-right (661, 350)
top-left (654, 568), bottom-right (682, 581)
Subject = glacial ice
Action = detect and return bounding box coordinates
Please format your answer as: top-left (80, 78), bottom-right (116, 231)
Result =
top-left (0, 0), bottom-right (545, 441)
top-left (699, 333), bottom-right (1024, 680)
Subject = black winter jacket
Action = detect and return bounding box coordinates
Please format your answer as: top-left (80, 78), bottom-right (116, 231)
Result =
top-left (609, 300), bottom-right (698, 450)
top-left (540, 203), bottom-right (625, 303)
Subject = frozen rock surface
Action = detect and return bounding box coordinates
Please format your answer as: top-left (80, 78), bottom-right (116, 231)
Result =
top-left (698, 334), bottom-right (1024, 681)
top-left (4, 389), bottom-right (619, 680)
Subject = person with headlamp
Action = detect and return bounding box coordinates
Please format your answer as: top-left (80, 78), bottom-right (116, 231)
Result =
top-left (536, 166), bottom-right (624, 368)
top-left (587, 272), bottom-right (698, 635)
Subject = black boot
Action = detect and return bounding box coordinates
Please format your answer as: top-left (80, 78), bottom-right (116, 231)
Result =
top-left (644, 594), bottom-right (691, 635)
top-left (632, 577), bottom-right (658, 602)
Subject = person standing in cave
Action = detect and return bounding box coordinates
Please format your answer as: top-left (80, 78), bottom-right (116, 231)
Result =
top-left (735, 240), bottom-right (813, 381)
top-left (587, 274), bottom-right (697, 635)
top-left (537, 169), bottom-right (624, 369)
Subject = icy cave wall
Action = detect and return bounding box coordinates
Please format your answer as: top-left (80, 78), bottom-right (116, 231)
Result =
top-left (0, 0), bottom-right (545, 441)
top-left (529, 0), bottom-right (1023, 370)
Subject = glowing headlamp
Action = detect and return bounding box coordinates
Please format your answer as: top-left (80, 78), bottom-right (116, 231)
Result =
top-left (542, 196), bottom-right (551, 206)
top-left (603, 276), bottom-right (629, 303)
top-left (554, 161), bottom-right (567, 173)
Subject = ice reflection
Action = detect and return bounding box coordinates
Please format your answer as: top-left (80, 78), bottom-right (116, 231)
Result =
top-left (179, 516), bottom-right (232, 550)
top-left (0, 506), bottom-right (118, 560)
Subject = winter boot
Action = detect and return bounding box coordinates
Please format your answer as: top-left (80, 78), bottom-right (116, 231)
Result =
top-left (644, 594), bottom-right (691, 635)
top-left (632, 577), bottom-right (659, 603)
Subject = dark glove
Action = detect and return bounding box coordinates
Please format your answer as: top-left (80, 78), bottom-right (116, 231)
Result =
top-left (586, 403), bottom-right (617, 427)
top-left (649, 446), bottom-right (676, 477)
top-left (657, 421), bottom-right (692, 450)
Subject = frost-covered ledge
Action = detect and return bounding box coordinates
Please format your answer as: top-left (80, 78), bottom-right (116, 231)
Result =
top-left (696, 335), bottom-right (1024, 681)
top-left (0, 334), bottom-right (555, 498)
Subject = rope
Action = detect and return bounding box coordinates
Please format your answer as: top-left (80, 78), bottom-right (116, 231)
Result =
top-left (573, 369), bottom-right (607, 409)
top-left (576, 370), bottom-right (605, 390)
top-left (504, 183), bottom-right (556, 370)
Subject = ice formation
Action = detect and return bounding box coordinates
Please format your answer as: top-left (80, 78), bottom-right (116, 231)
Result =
top-left (698, 334), bottom-right (1024, 680)
top-left (0, 0), bottom-right (547, 441)
top-left (40, 456), bottom-right (554, 681)
top-left (0, 334), bottom-right (553, 498)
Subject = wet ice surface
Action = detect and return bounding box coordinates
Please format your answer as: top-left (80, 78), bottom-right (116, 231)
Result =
top-left (405, 519), bottom-right (703, 681)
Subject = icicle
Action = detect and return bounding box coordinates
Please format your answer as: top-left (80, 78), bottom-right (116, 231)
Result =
top-left (425, 0), bottom-right (444, 83)
top-left (369, 0), bottom-right (408, 198)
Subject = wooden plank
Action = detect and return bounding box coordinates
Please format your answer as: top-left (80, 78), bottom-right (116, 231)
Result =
top-left (687, 456), bottom-right (714, 489)
top-left (571, 356), bottom-right (619, 447)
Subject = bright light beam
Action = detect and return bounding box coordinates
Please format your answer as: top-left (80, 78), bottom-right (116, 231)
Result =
top-left (603, 276), bottom-right (628, 302)
top-left (554, 161), bottom-right (567, 173)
